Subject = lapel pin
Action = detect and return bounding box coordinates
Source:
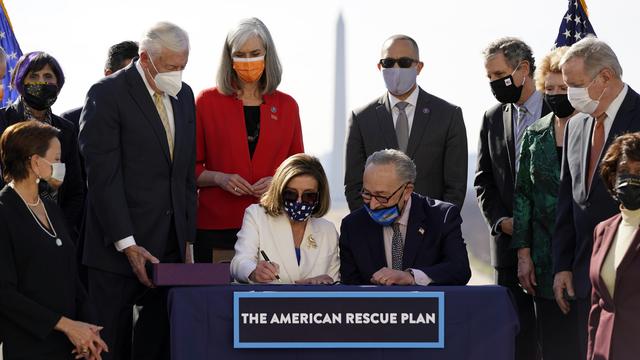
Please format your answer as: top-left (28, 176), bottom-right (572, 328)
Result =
top-left (422, 108), bottom-right (430, 114)
top-left (307, 235), bottom-right (317, 249)
top-left (418, 227), bottom-right (425, 235)
top-left (271, 106), bottom-right (277, 113)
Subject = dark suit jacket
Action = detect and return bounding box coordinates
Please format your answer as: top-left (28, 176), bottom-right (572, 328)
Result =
top-left (0, 186), bottom-right (92, 358)
top-left (475, 100), bottom-right (551, 268)
top-left (339, 193), bottom-right (471, 285)
top-left (553, 87), bottom-right (640, 299)
top-left (61, 106), bottom-right (87, 188)
top-left (588, 214), bottom-right (640, 360)
top-left (60, 106), bottom-right (81, 133)
top-left (344, 87), bottom-right (467, 211)
top-left (79, 60), bottom-right (197, 276)
top-left (0, 100), bottom-right (85, 241)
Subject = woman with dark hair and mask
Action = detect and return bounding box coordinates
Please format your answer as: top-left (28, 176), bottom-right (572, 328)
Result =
top-left (511, 46), bottom-right (577, 360)
top-left (0, 121), bottom-right (107, 359)
top-left (587, 132), bottom-right (640, 360)
top-left (0, 51), bottom-right (84, 241)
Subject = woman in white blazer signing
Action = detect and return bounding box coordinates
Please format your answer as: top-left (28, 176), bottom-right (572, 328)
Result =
top-left (231, 154), bottom-right (340, 284)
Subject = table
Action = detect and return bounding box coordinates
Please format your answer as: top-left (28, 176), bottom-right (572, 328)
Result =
top-left (168, 285), bottom-right (518, 360)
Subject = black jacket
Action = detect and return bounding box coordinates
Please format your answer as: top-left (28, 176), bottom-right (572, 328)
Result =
top-left (0, 185), bottom-right (92, 358)
top-left (0, 100), bottom-right (85, 242)
top-left (79, 60), bottom-right (197, 275)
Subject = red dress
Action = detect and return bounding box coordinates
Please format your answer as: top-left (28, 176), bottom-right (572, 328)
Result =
top-left (195, 88), bottom-right (304, 230)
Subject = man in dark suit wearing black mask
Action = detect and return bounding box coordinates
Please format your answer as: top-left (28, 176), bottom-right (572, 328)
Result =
top-left (475, 37), bottom-right (550, 360)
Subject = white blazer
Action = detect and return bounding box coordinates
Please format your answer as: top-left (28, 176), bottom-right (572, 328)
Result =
top-left (231, 204), bottom-right (340, 284)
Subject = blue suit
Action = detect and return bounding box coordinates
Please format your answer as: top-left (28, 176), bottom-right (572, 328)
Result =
top-left (339, 193), bottom-right (471, 285)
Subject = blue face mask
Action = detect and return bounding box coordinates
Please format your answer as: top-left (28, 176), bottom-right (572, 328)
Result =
top-left (284, 200), bottom-right (317, 222)
top-left (365, 203), bottom-right (401, 226)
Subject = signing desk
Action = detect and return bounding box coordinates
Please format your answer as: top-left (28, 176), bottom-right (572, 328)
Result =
top-left (168, 285), bottom-right (518, 360)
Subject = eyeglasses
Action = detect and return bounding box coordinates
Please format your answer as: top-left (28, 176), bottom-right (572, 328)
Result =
top-left (379, 57), bottom-right (418, 69)
top-left (283, 189), bottom-right (319, 204)
top-left (360, 183), bottom-right (408, 204)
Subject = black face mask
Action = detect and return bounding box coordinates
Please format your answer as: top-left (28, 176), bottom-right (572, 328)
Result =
top-left (544, 93), bottom-right (575, 118)
top-left (615, 174), bottom-right (640, 211)
top-left (23, 83), bottom-right (58, 111)
top-left (490, 74), bottom-right (523, 104)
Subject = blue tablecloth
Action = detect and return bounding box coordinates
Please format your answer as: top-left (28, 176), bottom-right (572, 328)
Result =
top-left (168, 285), bottom-right (518, 360)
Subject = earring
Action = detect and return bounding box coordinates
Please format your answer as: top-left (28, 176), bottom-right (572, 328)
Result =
top-left (35, 176), bottom-right (40, 184)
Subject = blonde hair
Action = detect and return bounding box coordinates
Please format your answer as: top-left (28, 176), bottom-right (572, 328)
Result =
top-left (534, 46), bottom-right (569, 91)
top-left (260, 154), bottom-right (330, 218)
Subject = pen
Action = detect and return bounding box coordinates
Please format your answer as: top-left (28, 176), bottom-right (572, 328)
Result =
top-left (260, 250), bottom-right (281, 281)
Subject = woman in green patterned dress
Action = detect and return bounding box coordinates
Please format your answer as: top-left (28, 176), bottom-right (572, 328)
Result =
top-left (512, 46), bottom-right (577, 360)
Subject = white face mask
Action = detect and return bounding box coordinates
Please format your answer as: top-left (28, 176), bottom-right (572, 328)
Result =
top-left (41, 158), bottom-right (66, 182)
top-left (148, 56), bottom-right (183, 97)
top-left (567, 76), bottom-right (606, 115)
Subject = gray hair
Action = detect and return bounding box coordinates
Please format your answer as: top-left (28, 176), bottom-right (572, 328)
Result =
top-left (559, 36), bottom-right (622, 79)
top-left (139, 22), bottom-right (190, 58)
top-left (483, 37), bottom-right (536, 76)
top-left (365, 149), bottom-right (417, 184)
top-left (382, 34), bottom-right (420, 60)
top-left (217, 17), bottom-right (282, 95)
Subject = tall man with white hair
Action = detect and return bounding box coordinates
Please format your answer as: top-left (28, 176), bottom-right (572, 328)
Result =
top-left (79, 22), bottom-right (196, 360)
top-left (552, 36), bottom-right (640, 359)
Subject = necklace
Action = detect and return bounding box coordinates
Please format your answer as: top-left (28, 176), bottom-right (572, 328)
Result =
top-left (9, 182), bottom-right (62, 247)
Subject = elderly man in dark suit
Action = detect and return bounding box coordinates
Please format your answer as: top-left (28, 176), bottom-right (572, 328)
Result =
top-left (475, 37), bottom-right (550, 360)
top-left (79, 22), bottom-right (196, 360)
top-left (552, 36), bottom-right (640, 360)
top-left (340, 149), bottom-right (471, 286)
top-left (344, 34), bottom-right (467, 211)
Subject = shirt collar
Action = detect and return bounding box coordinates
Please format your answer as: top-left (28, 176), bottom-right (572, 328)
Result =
top-left (388, 85), bottom-right (419, 110)
top-left (605, 83), bottom-right (628, 121)
top-left (396, 195), bottom-right (412, 227)
top-left (135, 60), bottom-right (177, 100)
top-left (515, 90), bottom-right (543, 114)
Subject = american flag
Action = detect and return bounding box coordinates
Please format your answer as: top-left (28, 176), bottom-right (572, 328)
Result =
top-left (555, 0), bottom-right (597, 47)
top-left (0, 1), bottom-right (22, 107)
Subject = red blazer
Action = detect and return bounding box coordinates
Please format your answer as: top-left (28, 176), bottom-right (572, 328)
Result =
top-left (195, 88), bottom-right (304, 230)
top-left (588, 214), bottom-right (640, 360)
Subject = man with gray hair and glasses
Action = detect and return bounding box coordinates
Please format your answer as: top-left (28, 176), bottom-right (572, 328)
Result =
top-left (79, 22), bottom-right (196, 360)
top-left (475, 37), bottom-right (547, 360)
top-left (552, 36), bottom-right (640, 360)
top-left (339, 149), bottom-right (471, 286)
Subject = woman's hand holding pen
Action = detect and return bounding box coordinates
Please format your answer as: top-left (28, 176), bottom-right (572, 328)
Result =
top-left (249, 260), bottom-right (280, 283)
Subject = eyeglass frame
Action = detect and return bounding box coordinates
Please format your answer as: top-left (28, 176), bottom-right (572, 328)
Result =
top-left (378, 57), bottom-right (419, 69)
top-left (359, 183), bottom-right (410, 205)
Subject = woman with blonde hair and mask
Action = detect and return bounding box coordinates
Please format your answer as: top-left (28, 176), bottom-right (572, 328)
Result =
top-left (194, 17), bottom-right (304, 263)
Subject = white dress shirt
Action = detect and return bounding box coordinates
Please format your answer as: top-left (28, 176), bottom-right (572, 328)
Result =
top-left (388, 86), bottom-right (420, 133)
top-left (114, 61), bottom-right (177, 252)
top-left (382, 197), bottom-right (431, 285)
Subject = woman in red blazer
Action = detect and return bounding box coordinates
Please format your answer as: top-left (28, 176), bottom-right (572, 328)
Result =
top-left (588, 132), bottom-right (640, 360)
top-left (194, 17), bottom-right (304, 262)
